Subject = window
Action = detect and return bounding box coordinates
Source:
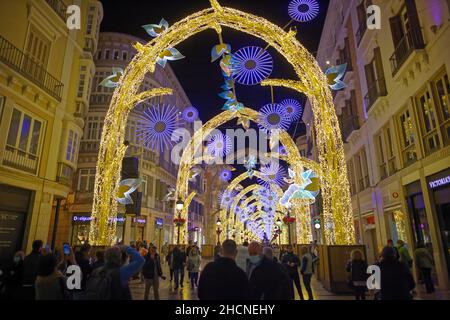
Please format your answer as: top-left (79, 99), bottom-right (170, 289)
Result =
top-left (113, 50), bottom-right (120, 60)
top-left (122, 51), bottom-right (128, 61)
top-left (77, 67), bottom-right (86, 98)
top-left (96, 50), bottom-right (102, 60)
top-left (385, 127), bottom-right (397, 174)
top-left (6, 108), bottom-right (42, 156)
top-left (375, 125), bottom-right (397, 180)
top-left (66, 130), bottom-right (79, 163)
top-left (353, 148), bottom-right (370, 192)
top-left (141, 175), bottom-right (148, 196)
top-left (25, 25), bottom-right (50, 68)
top-left (432, 72), bottom-right (450, 145)
top-left (398, 108), bottom-right (417, 166)
top-left (376, 132), bottom-right (387, 180)
top-left (347, 159), bottom-right (356, 196)
top-left (148, 176), bottom-right (154, 198)
top-left (416, 88), bottom-right (440, 155)
top-left (86, 12), bottom-right (94, 35)
top-left (364, 48), bottom-right (387, 111)
top-left (85, 116), bottom-right (104, 141)
top-left (105, 49), bottom-right (110, 59)
top-left (361, 148), bottom-right (370, 188)
top-left (78, 169), bottom-right (96, 191)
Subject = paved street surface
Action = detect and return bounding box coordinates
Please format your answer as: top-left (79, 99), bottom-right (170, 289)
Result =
top-left (130, 259), bottom-right (450, 300)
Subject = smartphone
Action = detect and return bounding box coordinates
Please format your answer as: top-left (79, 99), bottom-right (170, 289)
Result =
top-left (63, 243), bottom-right (70, 256)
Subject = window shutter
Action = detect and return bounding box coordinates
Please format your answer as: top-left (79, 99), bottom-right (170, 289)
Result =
top-left (405, 0), bottom-right (424, 48)
top-left (389, 15), bottom-right (404, 46)
top-left (374, 47), bottom-right (387, 94)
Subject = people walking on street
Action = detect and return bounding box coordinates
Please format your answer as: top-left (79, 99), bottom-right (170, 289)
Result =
top-left (414, 242), bottom-right (435, 294)
top-left (166, 248), bottom-right (174, 283)
top-left (22, 240), bottom-right (43, 300)
top-left (236, 241), bottom-right (249, 272)
top-left (300, 246), bottom-right (314, 300)
top-left (142, 246), bottom-right (164, 300)
top-left (378, 246), bottom-right (415, 300)
top-left (198, 240), bottom-right (248, 300)
top-left (281, 245), bottom-right (304, 300)
top-left (161, 242), bottom-right (169, 265)
top-left (35, 253), bottom-right (71, 300)
top-left (247, 243), bottom-right (294, 300)
top-left (345, 249), bottom-right (368, 300)
top-left (84, 245), bottom-right (145, 300)
top-left (172, 246), bottom-right (186, 290)
top-left (187, 247), bottom-right (201, 288)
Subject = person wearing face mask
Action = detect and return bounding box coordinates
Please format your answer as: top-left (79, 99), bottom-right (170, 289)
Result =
top-left (198, 240), bottom-right (248, 300)
top-left (247, 243), bottom-right (294, 300)
top-left (4, 251), bottom-right (25, 299)
top-left (282, 245), bottom-right (304, 300)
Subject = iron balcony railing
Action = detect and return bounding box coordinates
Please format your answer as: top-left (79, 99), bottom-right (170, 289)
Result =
top-left (390, 27), bottom-right (425, 76)
top-left (0, 35), bottom-right (64, 101)
top-left (356, 21), bottom-right (367, 46)
top-left (364, 78), bottom-right (387, 113)
top-left (44, 0), bottom-right (68, 21)
top-left (341, 115), bottom-right (360, 142)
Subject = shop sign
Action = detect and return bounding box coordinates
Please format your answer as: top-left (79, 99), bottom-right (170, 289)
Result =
top-left (155, 218), bottom-right (164, 229)
top-left (428, 176), bottom-right (450, 189)
top-left (72, 214), bottom-right (125, 224)
top-left (366, 216), bottom-right (375, 225)
top-left (133, 216), bottom-right (147, 226)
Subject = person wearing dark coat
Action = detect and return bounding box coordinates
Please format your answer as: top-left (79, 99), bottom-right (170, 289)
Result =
top-left (4, 251), bottom-right (25, 299)
top-left (198, 240), bottom-right (249, 300)
top-left (74, 243), bottom-right (93, 291)
top-left (142, 246), bottom-right (164, 300)
top-left (22, 240), bottom-right (43, 300)
top-left (281, 244), bottom-right (304, 300)
top-left (248, 243), bottom-right (294, 300)
top-left (172, 246), bottom-right (186, 289)
top-left (345, 249), bottom-right (368, 300)
top-left (378, 246), bottom-right (415, 300)
top-left (91, 250), bottom-right (105, 271)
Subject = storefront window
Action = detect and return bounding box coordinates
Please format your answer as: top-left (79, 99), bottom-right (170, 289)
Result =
top-left (71, 214), bottom-right (125, 245)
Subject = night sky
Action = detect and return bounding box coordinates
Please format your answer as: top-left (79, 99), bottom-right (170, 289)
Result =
top-left (99, 0), bottom-right (330, 138)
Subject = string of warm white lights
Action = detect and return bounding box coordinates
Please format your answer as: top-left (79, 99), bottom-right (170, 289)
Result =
top-left (89, 0), bottom-right (354, 246)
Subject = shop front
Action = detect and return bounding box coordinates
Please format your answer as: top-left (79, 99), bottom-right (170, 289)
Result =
top-left (71, 213), bottom-right (125, 245)
top-left (427, 169), bottom-right (450, 280)
top-left (405, 181), bottom-right (433, 245)
top-left (130, 216), bottom-right (147, 242)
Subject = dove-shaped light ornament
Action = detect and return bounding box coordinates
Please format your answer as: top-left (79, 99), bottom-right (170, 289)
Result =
top-left (99, 67), bottom-right (124, 88)
top-left (117, 178), bottom-right (142, 205)
top-left (162, 187), bottom-right (176, 202)
top-left (142, 18), bottom-right (169, 37)
top-left (211, 43), bottom-right (231, 62)
top-left (157, 47), bottom-right (185, 68)
top-left (325, 63), bottom-right (347, 91)
top-left (280, 169), bottom-right (320, 207)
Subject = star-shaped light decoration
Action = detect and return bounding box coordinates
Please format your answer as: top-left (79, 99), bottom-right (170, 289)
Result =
top-left (99, 67), bottom-right (124, 88)
top-left (156, 47), bottom-right (185, 68)
top-left (211, 43), bottom-right (231, 62)
top-left (325, 63), bottom-right (348, 91)
top-left (142, 18), bottom-right (169, 37)
top-left (117, 178), bottom-right (142, 205)
top-left (207, 133), bottom-right (232, 158)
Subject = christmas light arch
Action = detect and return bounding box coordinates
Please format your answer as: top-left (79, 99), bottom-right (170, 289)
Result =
top-left (89, 0), bottom-right (354, 246)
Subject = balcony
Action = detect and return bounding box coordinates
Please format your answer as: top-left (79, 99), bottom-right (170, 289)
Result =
top-left (57, 162), bottom-right (74, 186)
top-left (341, 115), bottom-right (360, 142)
top-left (0, 36), bottom-right (64, 101)
top-left (356, 22), bottom-right (367, 46)
top-left (364, 78), bottom-right (387, 113)
top-left (2, 145), bottom-right (39, 174)
top-left (44, 0), bottom-right (67, 21)
top-left (390, 28), bottom-right (425, 76)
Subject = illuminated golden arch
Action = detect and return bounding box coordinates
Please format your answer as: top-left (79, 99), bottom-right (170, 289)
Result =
top-left (89, 0), bottom-right (354, 246)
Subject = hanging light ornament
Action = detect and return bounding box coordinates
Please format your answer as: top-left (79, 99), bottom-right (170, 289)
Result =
top-left (258, 161), bottom-right (287, 188)
top-left (257, 103), bottom-right (292, 134)
top-left (207, 133), bottom-right (232, 158)
top-left (182, 106), bottom-right (199, 123)
top-left (142, 18), bottom-right (169, 37)
top-left (136, 105), bottom-right (182, 151)
top-left (231, 46), bottom-right (273, 85)
top-left (156, 47), bottom-right (185, 68)
top-left (99, 67), bottom-right (124, 88)
top-left (325, 63), bottom-right (348, 91)
top-left (280, 99), bottom-right (303, 122)
top-left (288, 0), bottom-right (320, 22)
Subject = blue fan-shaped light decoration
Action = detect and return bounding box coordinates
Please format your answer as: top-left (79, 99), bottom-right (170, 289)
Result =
top-left (288, 0), bottom-right (320, 22)
top-left (219, 169), bottom-right (232, 182)
top-left (136, 105), bottom-right (181, 151)
top-left (207, 133), bottom-right (232, 158)
top-left (182, 106), bottom-right (199, 123)
top-left (231, 46), bottom-right (273, 86)
top-left (280, 99), bottom-right (303, 122)
top-left (257, 103), bottom-right (292, 133)
top-left (258, 161), bottom-right (287, 188)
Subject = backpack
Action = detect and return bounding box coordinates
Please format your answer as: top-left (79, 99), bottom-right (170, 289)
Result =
top-left (83, 267), bottom-right (121, 300)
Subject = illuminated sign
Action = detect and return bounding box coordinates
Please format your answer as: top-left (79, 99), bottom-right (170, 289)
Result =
top-left (133, 217), bottom-right (147, 225)
top-left (155, 218), bottom-right (164, 229)
top-left (429, 176), bottom-right (450, 189)
top-left (72, 215), bottom-right (125, 224)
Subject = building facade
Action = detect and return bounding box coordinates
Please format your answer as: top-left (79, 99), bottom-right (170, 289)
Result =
top-left (0, 0), bottom-right (103, 270)
top-left (303, 0), bottom-right (450, 289)
top-left (60, 32), bottom-right (205, 251)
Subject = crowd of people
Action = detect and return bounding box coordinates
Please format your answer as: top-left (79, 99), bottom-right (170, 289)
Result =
top-left (0, 236), bottom-right (437, 301)
top-left (346, 239), bottom-right (436, 300)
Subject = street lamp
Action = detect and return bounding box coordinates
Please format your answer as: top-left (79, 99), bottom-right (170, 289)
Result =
top-left (276, 217), bottom-right (282, 227)
top-left (216, 218), bottom-right (222, 245)
top-left (175, 199), bottom-right (184, 244)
